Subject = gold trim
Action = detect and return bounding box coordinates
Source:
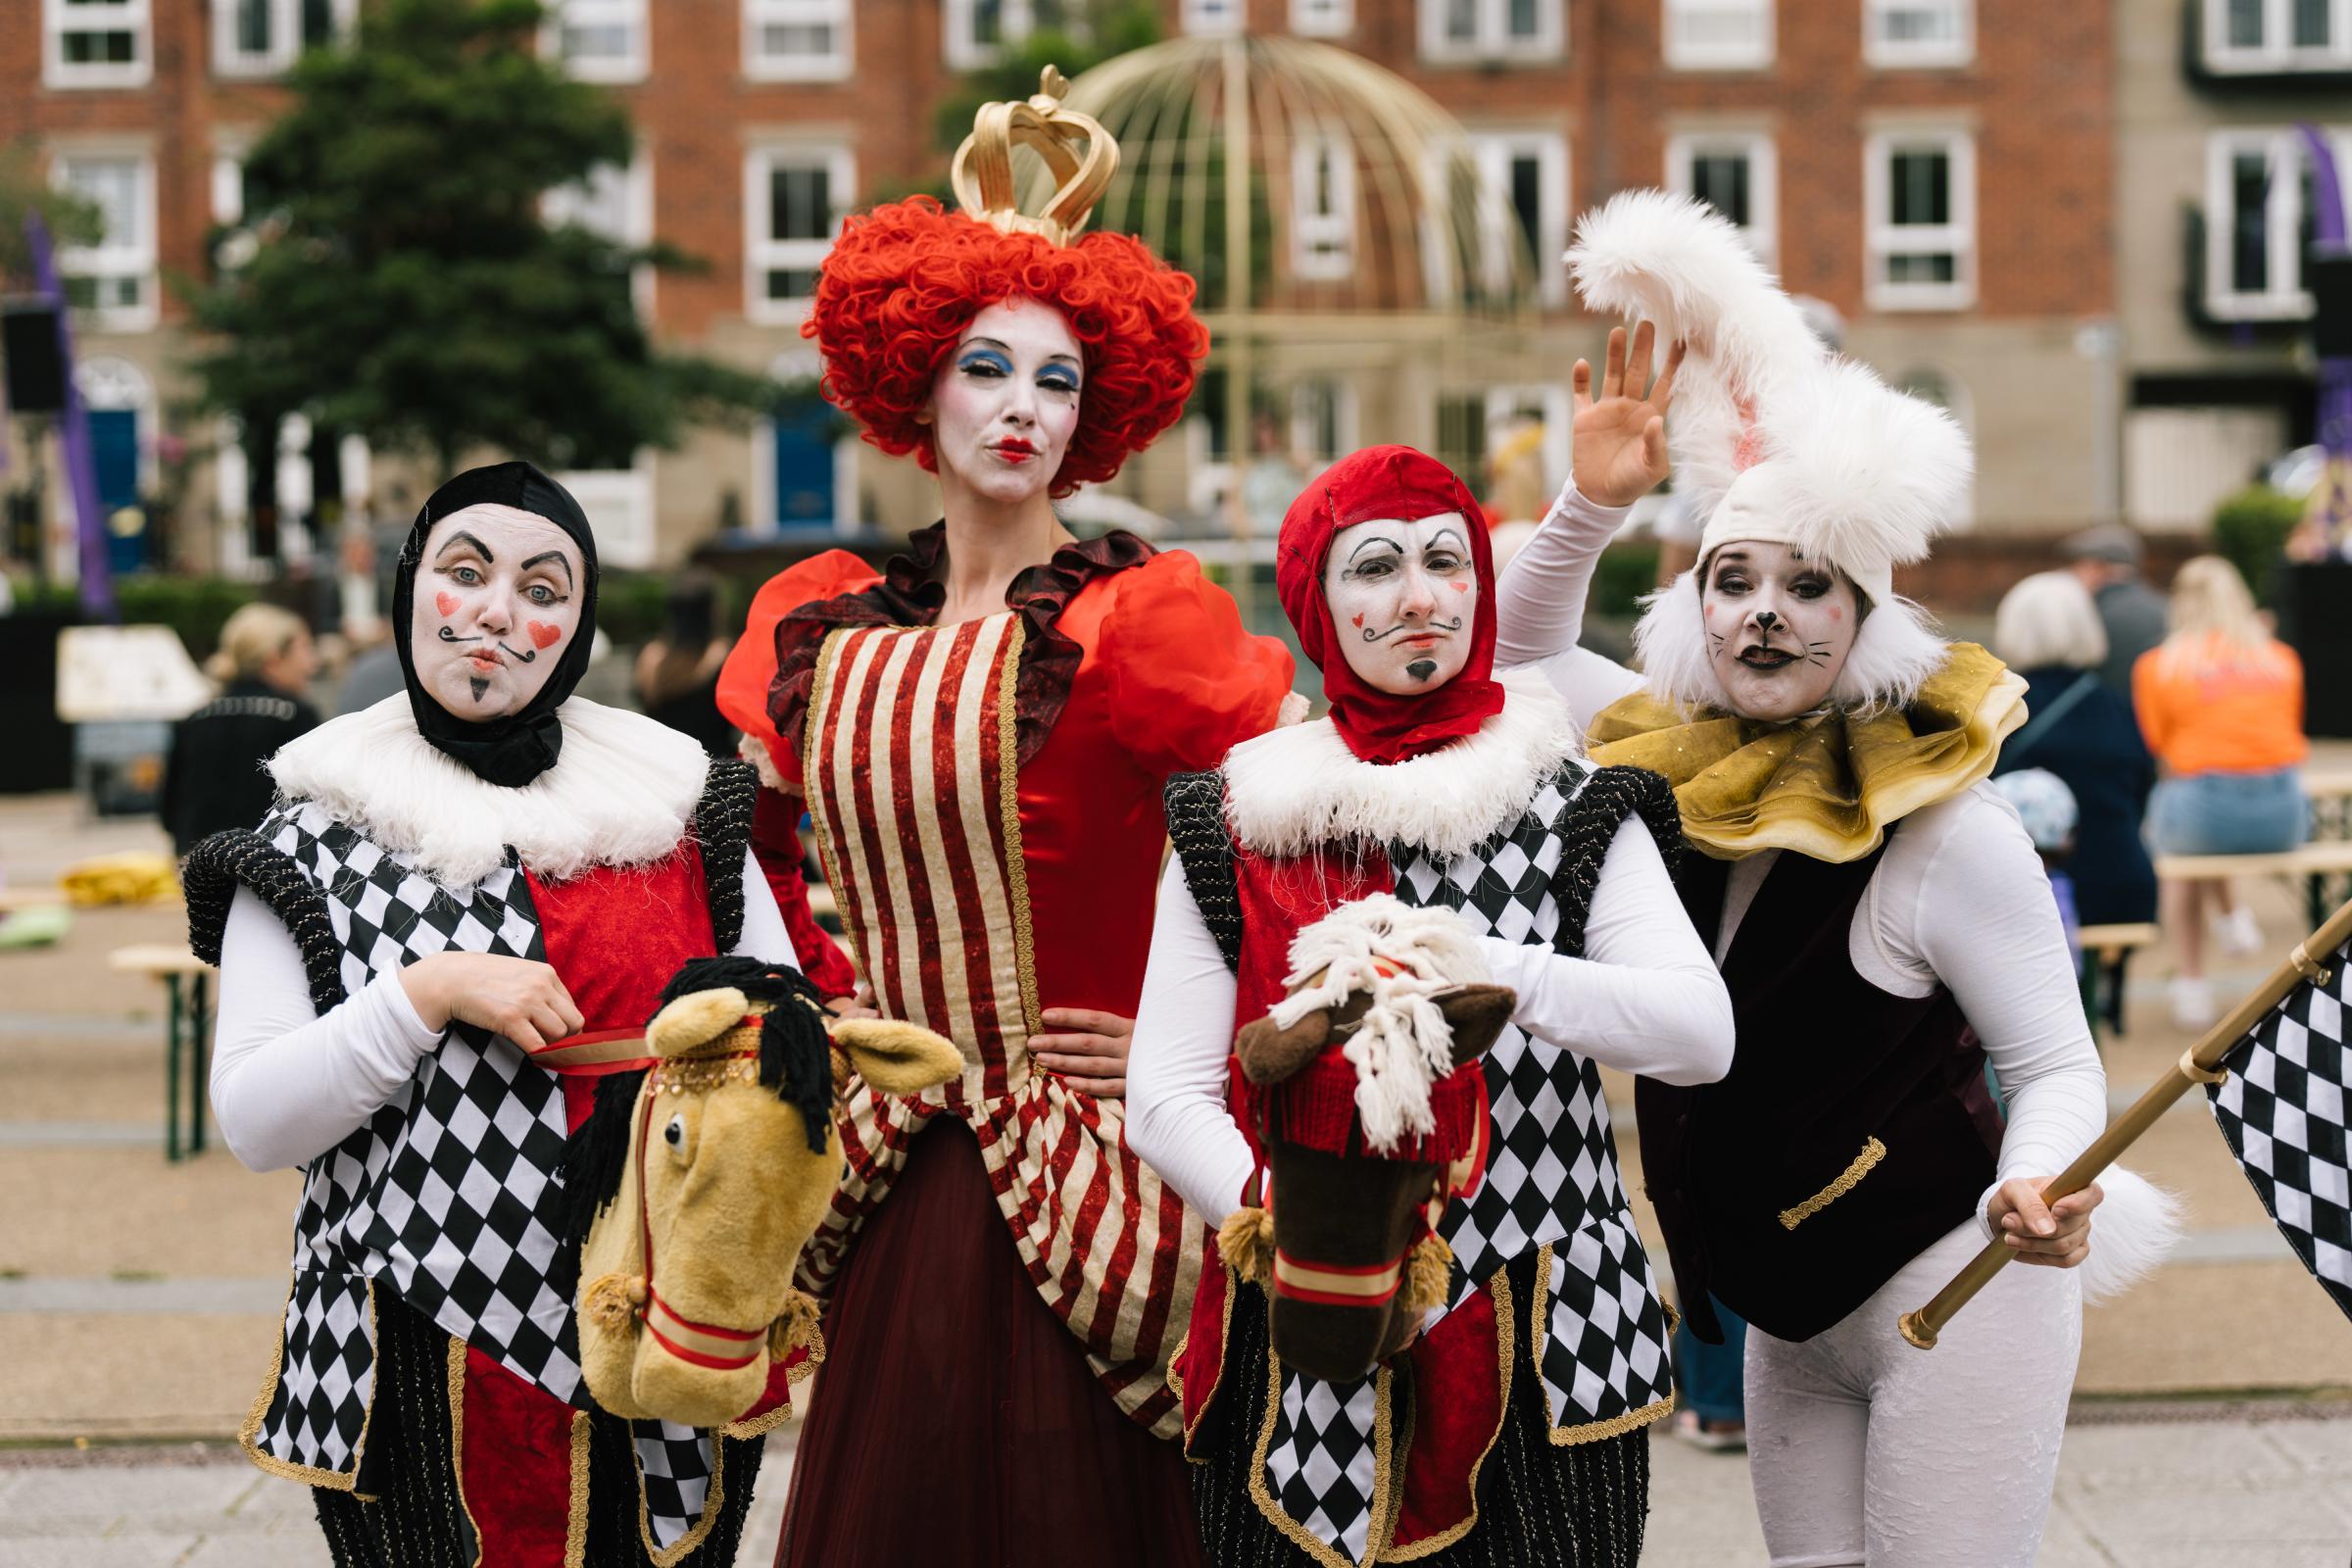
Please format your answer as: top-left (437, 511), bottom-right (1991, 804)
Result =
top-left (801, 627), bottom-right (859, 1000)
top-left (564, 1413), bottom-right (592, 1568)
top-left (1178, 1263), bottom-right (1242, 1463)
top-left (446, 1333), bottom-right (487, 1568)
top-left (1244, 1321), bottom-right (1397, 1568)
top-left (235, 1272), bottom-right (376, 1492)
top-left (1779, 1137), bottom-right (1887, 1230)
top-left (638, 1428), bottom-right (726, 1568)
top-left (1530, 1243), bottom-right (1679, 1448)
top-left (995, 615), bottom-right (1044, 1041)
top-left (1381, 1267), bottom-right (1515, 1561)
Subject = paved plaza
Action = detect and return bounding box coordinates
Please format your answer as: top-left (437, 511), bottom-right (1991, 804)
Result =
top-left (3, 780), bottom-right (2349, 1564)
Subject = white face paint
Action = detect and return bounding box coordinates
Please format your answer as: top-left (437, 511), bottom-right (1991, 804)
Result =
top-left (921, 298), bottom-right (1085, 507)
top-left (410, 505), bottom-right (585, 721)
top-left (1700, 540), bottom-right (1859, 721)
top-left (1323, 513), bottom-right (1480, 696)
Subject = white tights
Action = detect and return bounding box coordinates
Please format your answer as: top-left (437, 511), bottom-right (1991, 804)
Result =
top-left (1742, 1219), bottom-right (2082, 1568)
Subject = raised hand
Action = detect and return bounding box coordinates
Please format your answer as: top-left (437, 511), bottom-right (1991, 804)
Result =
top-left (1571, 320), bottom-right (1686, 509)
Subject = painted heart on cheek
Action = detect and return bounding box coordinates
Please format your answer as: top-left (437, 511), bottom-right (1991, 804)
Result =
top-left (527, 622), bottom-right (564, 650)
top-left (434, 592), bottom-right (461, 617)
top-left (1350, 613), bottom-right (1365, 629)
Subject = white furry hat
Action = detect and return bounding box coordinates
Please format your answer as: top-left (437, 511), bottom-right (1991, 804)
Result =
top-left (1566, 189), bottom-right (1971, 611)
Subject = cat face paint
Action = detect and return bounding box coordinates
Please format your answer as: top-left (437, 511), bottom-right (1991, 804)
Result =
top-left (1323, 512), bottom-right (1479, 696)
top-left (408, 505), bottom-right (585, 721)
top-left (1700, 540), bottom-right (1859, 721)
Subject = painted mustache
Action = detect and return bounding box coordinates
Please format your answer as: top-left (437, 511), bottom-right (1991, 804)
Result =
top-left (1359, 616), bottom-right (1465, 644)
top-left (436, 625), bottom-right (538, 663)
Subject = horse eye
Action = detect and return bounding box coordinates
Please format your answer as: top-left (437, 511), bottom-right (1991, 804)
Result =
top-left (663, 1114), bottom-right (686, 1149)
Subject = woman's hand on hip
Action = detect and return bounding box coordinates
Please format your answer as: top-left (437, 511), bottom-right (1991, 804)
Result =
top-left (1033, 1007), bottom-right (1134, 1099)
top-left (1989, 1176), bottom-right (2103, 1268)
top-left (826, 981), bottom-right (881, 1021)
top-left (398, 953), bottom-right (585, 1054)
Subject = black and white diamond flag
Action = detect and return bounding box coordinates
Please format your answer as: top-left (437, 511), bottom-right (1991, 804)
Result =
top-left (2208, 935), bottom-right (2352, 1325)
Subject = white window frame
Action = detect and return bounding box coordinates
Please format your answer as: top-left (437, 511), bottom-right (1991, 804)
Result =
top-left (746, 143), bottom-right (854, 325)
top-left (945, 0), bottom-right (1036, 71)
top-left (2204, 127), bottom-right (2352, 320)
top-left (1864, 127), bottom-right (1977, 312)
top-left (1467, 130), bottom-right (1571, 306)
top-left (45, 0), bottom-right (152, 89)
top-left (214, 0), bottom-right (356, 78)
top-left (1864, 0), bottom-right (1974, 68)
top-left (547, 155), bottom-right (658, 318)
top-left (2202, 0), bottom-right (2352, 73)
top-left (52, 149), bottom-right (158, 332)
top-left (1291, 136), bottom-right (1357, 282)
top-left (745, 0), bottom-right (854, 81)
top-left (542, 0), bottom-right (649, 83)
top-left (1183, 0), bottom-right (1245, 34)
top-left (1662, 0), bottom-right (1773, 71)
top-left (1666, 129), bottom-right (1778, 269)
top-left (1420, 0), bottom-right (1565, 64)
top-left (1292, 0), bottom-right (1354, 35)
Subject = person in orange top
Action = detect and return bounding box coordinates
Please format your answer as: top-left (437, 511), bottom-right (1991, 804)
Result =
top-left (2132, 556), bottom-right (2309, 1027)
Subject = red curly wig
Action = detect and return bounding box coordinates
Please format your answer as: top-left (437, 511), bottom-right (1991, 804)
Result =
top-left (802, 196), bottom-right (1210, 498)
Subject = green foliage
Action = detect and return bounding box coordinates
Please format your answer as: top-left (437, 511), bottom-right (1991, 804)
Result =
top-left (2210, 484), bottom-right (2303, 606)
top-left (13, 576), bottom-right (261, 662)
top-left (0, 139), bottom-right (104, 290)
top-left (1592, 543), bottom-right (1664, 620)
top-left (594, 570), bottom-right (672, 648)
top-left (184, 0), bottom-right (774, 476)
top-left (929, 3), bottom-right (1162, 156)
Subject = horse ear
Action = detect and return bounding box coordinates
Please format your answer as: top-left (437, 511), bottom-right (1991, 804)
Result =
top-left (1236, 1009), bottom-right (1332, 1087)
top-left (831, 1018), bottom-right (963, 1096)
top-left (1436, 985), bottom-right (1515, 1068)
top-left (648, 987), bottom-right (751, 1058)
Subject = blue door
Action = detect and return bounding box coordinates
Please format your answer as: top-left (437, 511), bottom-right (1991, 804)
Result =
top-left (88, 409), bottom-right (147, 574)
top-left (771, 407), bottom-right (836, 532)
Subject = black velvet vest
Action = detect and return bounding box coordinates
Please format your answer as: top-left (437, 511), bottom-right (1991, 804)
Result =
top-left (1638, 835), bottom-right (2005, 1344)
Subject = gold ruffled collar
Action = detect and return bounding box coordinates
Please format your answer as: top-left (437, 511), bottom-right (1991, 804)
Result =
top-left (1585, 642), bottom-right (2027, 863)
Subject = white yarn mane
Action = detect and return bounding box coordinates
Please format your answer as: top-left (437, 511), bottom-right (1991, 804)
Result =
top-left (1270, 895), bottom-right (1490, 1152)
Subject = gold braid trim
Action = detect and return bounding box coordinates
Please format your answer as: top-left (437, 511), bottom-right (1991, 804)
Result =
top-left (640, 1430), bottom-right (727, 1568)
top-left (1779, 1138), bottom-right (1887, 1231)
top-left (1177, 1262), bottom-right (1243, 1463)
top-left (446, 1334), bottom-right (486, 1568)
top-left (995, 615), bottom-right (1044, 1041)
top-left (235, 1273), bottom-right (374, 1492)
top-left (1381, 1266), bottom-right (1516, 1561)
top-left (724, 1389), bottom-right (803, 1439)
top-left (564, 1412), bottom-right (592, 1568)
top-left (800, 628), bottom-right (860, 1000)
top-left (1531, 1241), bottom-right (1679, 1448)
top-left (1247, 1331), bottom-right (1380, 1568)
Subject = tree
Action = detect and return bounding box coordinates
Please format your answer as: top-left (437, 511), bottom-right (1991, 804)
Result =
top-left (0, 140), bottom-right (104, 292)
top-left (186, 0), bottom-right (774, 480)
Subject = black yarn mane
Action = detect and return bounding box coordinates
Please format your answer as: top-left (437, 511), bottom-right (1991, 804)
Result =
top-left (557, 956), bottom-right (838, 1256)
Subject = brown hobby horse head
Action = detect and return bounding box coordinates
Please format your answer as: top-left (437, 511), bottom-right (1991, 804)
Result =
top-left (1222, 896), bottom-right (1514, 1384)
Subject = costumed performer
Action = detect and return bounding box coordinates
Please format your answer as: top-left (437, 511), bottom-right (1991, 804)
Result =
top-left (189, 462), bottom-right (796, 1567)
top-left (710, 70), bottom-right (1298, 1568)
top-left (1126, 442), bottom-right (1738, 1567)
top-left (1496, 190), bottom-right (2177, 1568)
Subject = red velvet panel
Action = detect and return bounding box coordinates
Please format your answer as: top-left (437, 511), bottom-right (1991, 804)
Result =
top-left (459, 1346), bottom-right (578, 1566)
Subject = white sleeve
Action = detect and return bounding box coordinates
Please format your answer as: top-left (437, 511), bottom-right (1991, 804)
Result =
top-left (1519, 646), bottom-right (1645, 737)
top-left (728, 845), bottom-right (797, 967)
top-left (1872, 792), bottom-right (2110, 1235)
top-left (1126, 857), bottom-right (1255, 1228)
top-left (210, 885), bottom-right (444, 1173)
top-left (1493, 481), bottom-right (1632, 667)
top-left (1476, 817), bottom-right (1735, 1085)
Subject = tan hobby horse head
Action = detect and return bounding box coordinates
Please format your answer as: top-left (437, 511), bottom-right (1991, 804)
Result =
top-left (1222, 896), bottom-right (1514, 1384)
top-left (560, 957), bottom-right (960, 1427)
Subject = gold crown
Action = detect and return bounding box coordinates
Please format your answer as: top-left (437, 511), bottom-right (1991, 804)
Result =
top-left (950, 67), bottom-right (1118, 248)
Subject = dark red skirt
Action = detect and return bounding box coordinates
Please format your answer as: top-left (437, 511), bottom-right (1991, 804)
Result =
top-left (776, 1118), bottom-right (1205, 1568)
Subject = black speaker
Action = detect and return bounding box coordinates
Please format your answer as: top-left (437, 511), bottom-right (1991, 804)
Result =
top-left (2311, 251), bottom-right (2352, 359)
top-left (1, 300), bottom-right (67, 415)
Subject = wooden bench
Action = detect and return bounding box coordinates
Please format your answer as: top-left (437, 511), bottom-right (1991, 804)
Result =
top-left (2154, 839), bottom-right (2352, 930)
top-left (2307, 767), bottom-right (2352, 843)
top-left (2076, 922), bottom-right (2161, 1039)
top-left (107, 945), bottom-right (216, 1161)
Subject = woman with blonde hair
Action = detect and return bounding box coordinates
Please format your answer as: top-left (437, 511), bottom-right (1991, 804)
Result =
top-left (161, 602), bottom-right (320, 855)
top-left (2133, 556), bottom-right (2307, 1026)
top-left (1989, 570), bottom-right (2157, 930)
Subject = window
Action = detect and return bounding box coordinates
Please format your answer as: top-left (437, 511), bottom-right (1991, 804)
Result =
top-left (1664, 0), bottom-right (1772, 70)
top-left (747, 146), bottom-right (851, 322)
top-left (45, 0), bottom-right (151, 88)
top-left (746, 0), bottom-right (853, 80)
top-left (1183, 0), bottom-right (1244, 33)
top-left (1293, 0), bottom-right (1354, 34)
top-left (2205, 128), bottom-right (2352, 319)
top-left (1667, 131), bottom-right (1777, 267)
top-left (2203, 0), bottom-right (2352, 72)
top-left (945, 0), bottom-right (1036, 70)
top-left (1864, 128), bottom-right (1975, 310)
top-left (547, 157), bottom-right (656, 315)
top-left (54, 153), bottom-right (156, 330)
top-left (1420, 0), bottom-right (1564, 63)
top-left (1468, 132), bottom-right (1570, 305)
top-left (1864, 0), bottom-right (1973, 67)
top-left (545, 0), bottom-right (647, 81)
top-left (215, 0), bottom-right (354, 76)
top-left (1292, 137), bottom-right (1356, 281)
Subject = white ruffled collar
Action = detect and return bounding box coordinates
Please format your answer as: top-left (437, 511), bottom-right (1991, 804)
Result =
top-left (269, 695), bottom-right (711, 886)
top-left (1222, 666), bottom-right (1582, 860)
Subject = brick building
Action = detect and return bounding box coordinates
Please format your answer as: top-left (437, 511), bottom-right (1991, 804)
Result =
top-left (3, 0), bottom-right (2116, 586)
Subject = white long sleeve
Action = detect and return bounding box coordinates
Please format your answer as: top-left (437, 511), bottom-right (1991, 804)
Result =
top-left (1493, 480), bottom-right (1631, 667)
top-left (211, 846), bottom-right (796, 1173)
top-left (1126, 859), bottom-right (1255, 1228)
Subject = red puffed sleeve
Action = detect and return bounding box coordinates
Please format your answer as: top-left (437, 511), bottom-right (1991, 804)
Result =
top-left (1100, 549), bottom-right (1296, 779)
top-left (750, 779), bottom-right (858, 999)
top-left (716, 550), bottom-right (883, 790)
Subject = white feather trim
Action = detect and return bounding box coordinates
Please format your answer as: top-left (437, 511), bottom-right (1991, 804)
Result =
top-left (1222, 667), bottom-right (1580, 859)
top-left (2078, 1165), bottom-right (2184, 1305)
top-left (269, 695), bottom-right (712, 886)
top-left (1631, 567), bottom-right (1951, 713)
top-left (1630, 572), bottom-right (1728, 713)
top-left (1271, 895), bottom-right (1489, 1152)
